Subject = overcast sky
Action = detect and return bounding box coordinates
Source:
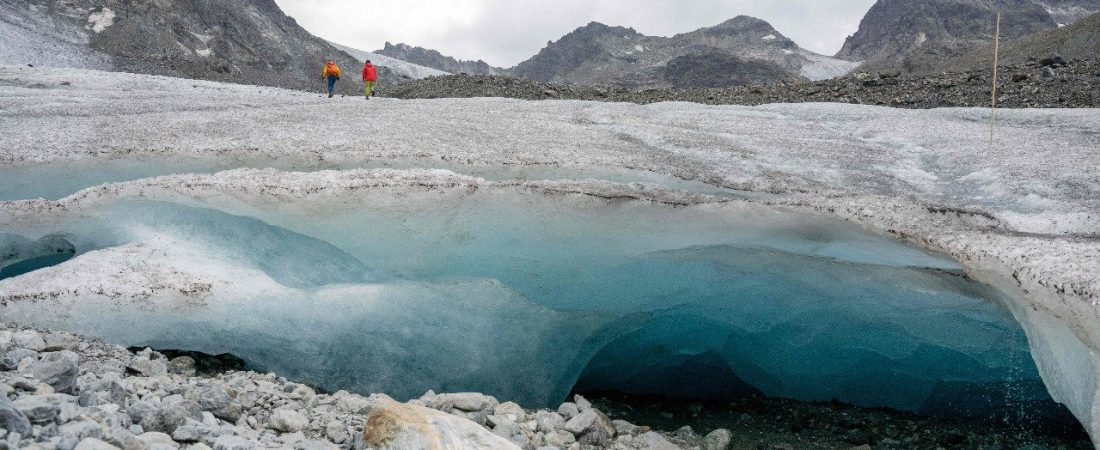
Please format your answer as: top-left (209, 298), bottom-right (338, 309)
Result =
top-left (274, 0), bottom-right (878, 67)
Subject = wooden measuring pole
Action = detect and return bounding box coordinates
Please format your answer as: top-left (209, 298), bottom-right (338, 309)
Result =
top-left (990, 12), bottom-right (1001, 146)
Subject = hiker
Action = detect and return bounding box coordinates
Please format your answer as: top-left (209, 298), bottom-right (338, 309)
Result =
top-left (362, 60), bottom-right (378, 98)
top-left (322, 61), bottom-right (341, 98)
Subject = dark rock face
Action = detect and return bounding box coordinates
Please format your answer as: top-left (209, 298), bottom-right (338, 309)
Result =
top-left (662, 50), bottom-right (803, 88)
top-left (837, 0), bottom-right (1100, 72)
top-left (375, 42), bottom-right (502, 75)
top-left (10, 0), bottom-right (399, 94)
top-left (508, 17), bottom-right (856, 89)
top-left (510, 21), bottom-right (646, 84)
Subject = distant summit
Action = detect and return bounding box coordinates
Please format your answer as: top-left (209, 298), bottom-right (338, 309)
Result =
top-left (375, 43), bottom-right (503, 76)
top-left (508, 16), bottom-right (857, 88)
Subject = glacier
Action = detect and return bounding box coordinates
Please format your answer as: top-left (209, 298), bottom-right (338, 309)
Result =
top-left (1, 66), bottom-right (1098, 443)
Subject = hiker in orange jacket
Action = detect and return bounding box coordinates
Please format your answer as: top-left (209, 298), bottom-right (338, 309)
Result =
top-left (322, 61), bottom-right (341, 98)
top-left (362, 60), bottom-right (378, 99)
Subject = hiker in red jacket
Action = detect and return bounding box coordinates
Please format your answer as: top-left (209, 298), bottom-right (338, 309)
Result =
top-left (362, 60), bottom-right (378, 99)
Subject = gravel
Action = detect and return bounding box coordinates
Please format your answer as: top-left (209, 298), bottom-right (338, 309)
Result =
top-left (0, 323), bottom-right (712, 450)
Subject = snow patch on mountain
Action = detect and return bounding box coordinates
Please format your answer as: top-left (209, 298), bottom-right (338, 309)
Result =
top-left (331, 42), bottom-right (448, 80)
top-left (86, 7), bottom-right (114, 33)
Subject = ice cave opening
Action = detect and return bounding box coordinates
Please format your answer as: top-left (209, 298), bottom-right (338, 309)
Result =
top-left (0, 179), bottom-right (1091, 438)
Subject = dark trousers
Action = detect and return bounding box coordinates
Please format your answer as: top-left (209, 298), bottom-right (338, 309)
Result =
top-left (326, 75), bottom-right (338, 95)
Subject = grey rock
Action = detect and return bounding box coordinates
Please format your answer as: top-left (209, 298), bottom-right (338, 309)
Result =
top-left (1042, 66), bottom-right (1056, 78)
top-left (675, 425), bottom-right (695, 439)
top-left (167, 357), bottom-right (196, 377)
top-left (29, 350), bottom-right (80, 394)
top-left (632, 431), bottom-right (680, 450)
top-left (43, 333), bottom-right (79, 351)
top-left (0, 397), bottom-right (32, 437)
top-left (59, 434), bottom-right (81, 450)
top-left (59, 419), bottom-right (104, 441)
top-left (557, 402), bottom-right (579, 419)
top-left (562, 409), bottom-right (615, 445)
top-left (572, 395), bottom-right (591, 412)
top-left (127, 358), bottom-right (167, 378)
top-left (157, 400), bottom-right (202, 433)
top-left (74, 438), bottom-right (121, 450)
top-left (435, 392), bottom-right (499, 412)
top-left (13, 330), bottom-right (46, 351)
top-left (194, 384), bottom-right (234, 421)
top-left (14, 393), bottom-right (75, 423)
top-left (493, 401), bottom-right (527, 422)
top-left (0, 331), bottom-right (13, 353)
top-left (2, 348), bottom-right (37, 370)
top-left (267, 408), bottom-right (308, 433)
top-left (136, 432), bottom-right (178, 449)
top-left (212, 435), bottom-right (256, 450)
top-left (127, 400), bottom-right (160, 431)
top-left (702, 428), bottom-right (732, 450)
top-left (543, 430), bottom-right (575, 447)
top-left (535, 411), bottom-right (566, 433)
top-left (612, 419), bottom-right (642, 436)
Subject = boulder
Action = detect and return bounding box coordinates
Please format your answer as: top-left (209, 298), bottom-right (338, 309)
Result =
top-left (137, 431), bottom-right (180, 449)
top-left (13, 330), bottom-right (46, 351)
top-left (58, 419), bottom-right (104, 441)
top-left (2, 347), bottom-right (37, 370)
top-left (562, 409), bottom-right (615, 446)
top-left (168, 357), bottom-right (196, 377)
top-left (573, 395), bottom-right (592, 412)
top-left (556, 402), bottom-right (579, 419)
top-left (269, 408), bottom-right (309, 433)
top-left (29, 350), bottom-right (80, 394)
top-left (362, 399), bottom-right (521, 450)
top-left (702, 428), bottom-right (732, 450)
top-left (534, 411), bottom-right (565, 433)
top-left (158, 398), bottom-right (203, 433)
top-left (620, 431), bottom-right (680, 450)
top-left (128, 356), bottom-right (168, 377)
top-left (0, 330), bottom-right (13, 352)
top-left (0, 396), bottom-right (32, 436)
top-left (14, 393), bottom-right (75, 423)
top-left (493, 401), bottom-right (527, 422)
top-left (193, 383), bottom-right (235, 421)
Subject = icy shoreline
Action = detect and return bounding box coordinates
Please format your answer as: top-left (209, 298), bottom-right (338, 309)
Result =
top-left (1, 67), bottom-right (1099, 445)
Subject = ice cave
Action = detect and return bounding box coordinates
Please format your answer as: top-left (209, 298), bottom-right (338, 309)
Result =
top-left (0, 169), bottom-right (1080, 428)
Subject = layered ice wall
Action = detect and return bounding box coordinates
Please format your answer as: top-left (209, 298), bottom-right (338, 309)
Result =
top-left (0, 170), bottom-right (1055, 414)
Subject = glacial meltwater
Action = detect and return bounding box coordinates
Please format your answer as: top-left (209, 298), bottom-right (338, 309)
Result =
top-left (0, 174), bottom-right (1071, 425)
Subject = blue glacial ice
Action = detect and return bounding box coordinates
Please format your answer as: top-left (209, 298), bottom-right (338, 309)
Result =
top-left (0, 180), bottom-right (1061, 417)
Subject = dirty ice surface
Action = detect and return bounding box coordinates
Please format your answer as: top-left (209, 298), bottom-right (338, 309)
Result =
top-left (0, 66), bottom-right (1098, 434)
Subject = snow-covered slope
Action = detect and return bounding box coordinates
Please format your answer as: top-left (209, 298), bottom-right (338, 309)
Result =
top-left (331, 42), bottom-right (448, 80)
top-left (0, 67), bottom-right (1098, 443)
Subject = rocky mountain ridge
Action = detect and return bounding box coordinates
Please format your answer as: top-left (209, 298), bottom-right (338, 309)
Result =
top-left (508, 16), bottom-right (858, 88)
top-left (836, 0), bottom-right (1100, 72)
top-left (374, 42), bottom-right (503, 76)
top-left (0, 0), bottom-right (407, 95)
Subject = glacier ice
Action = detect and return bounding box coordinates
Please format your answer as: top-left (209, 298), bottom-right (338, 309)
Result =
top-left (0, 175), bottom-right (1063, 416)
top-left (1, 68), bottom-right (1097, 441)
